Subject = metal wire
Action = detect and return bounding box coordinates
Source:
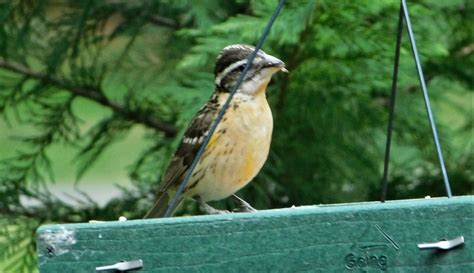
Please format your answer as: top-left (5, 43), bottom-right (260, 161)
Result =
top-left (381, 0), bottom-right (453, 201)
top-left (164, 0), bottom-right (287, 217)
top-left (381, 4), bottom-right (403, 203)
top-left (401, 0), bottom-right (452, 198)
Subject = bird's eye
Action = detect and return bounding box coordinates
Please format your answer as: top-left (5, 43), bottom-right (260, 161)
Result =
top-left (237, 65), bottom-right (245, 71)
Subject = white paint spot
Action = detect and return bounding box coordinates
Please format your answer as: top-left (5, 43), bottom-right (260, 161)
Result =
top-left (39, 225), bottom-right (77, 256)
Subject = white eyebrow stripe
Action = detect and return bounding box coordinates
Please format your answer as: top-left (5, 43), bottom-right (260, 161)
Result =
top-left (224, 44), bottom-right (254, 51)
top-left (214, 59), bottom-right (248, 86)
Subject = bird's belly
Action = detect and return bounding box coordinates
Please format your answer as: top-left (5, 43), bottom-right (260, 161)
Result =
top-left (187, 97), bottom-right (273, 202)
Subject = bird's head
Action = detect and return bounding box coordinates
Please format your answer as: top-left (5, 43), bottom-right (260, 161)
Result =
top-left (214, 44), bottom-right (287, 95)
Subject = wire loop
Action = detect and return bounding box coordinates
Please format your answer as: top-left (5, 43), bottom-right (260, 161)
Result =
top-left (381, 0), bottom-right (452, 201)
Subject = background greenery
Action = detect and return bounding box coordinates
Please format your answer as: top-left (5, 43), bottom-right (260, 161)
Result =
top-left (0, 0), bottom-right (472, 271)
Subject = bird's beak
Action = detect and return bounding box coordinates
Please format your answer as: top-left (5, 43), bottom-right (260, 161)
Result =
top-left (263, 54), bottom-right (289, 73)
top-left (271, 63), bottom-right (288, 73)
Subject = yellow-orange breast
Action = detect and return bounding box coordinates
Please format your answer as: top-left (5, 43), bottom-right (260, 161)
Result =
top-left (186, 91), bottom-right (273, 202)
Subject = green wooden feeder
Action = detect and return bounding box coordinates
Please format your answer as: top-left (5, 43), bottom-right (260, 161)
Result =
top-left (35, 1), bottom-right (473, 272)
top-left (36, 197), bottom-right (473, 272)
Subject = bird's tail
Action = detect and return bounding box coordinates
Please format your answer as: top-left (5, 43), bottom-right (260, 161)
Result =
top-left (143, 188), bottom-right (184, 218)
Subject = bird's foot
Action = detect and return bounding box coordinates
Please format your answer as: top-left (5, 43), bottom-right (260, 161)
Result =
top-left (195, 196), bottom-right (230, 215)
top-left (232, 194), bottom-right (257, 213)
top-left (201, 202), bottom-right (231, 215)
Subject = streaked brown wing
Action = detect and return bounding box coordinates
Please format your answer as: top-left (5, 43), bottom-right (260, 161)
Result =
top-left (144, 93), bottom-right (221, 218)
top-left (159, 93), bottom-right (220, 191)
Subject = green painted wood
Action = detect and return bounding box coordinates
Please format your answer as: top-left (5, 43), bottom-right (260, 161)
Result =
top-left (37, 196), bottom-right (473, 272)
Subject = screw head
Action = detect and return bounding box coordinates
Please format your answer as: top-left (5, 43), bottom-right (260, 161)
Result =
top-left (45, 244), bottom-right (56, 257)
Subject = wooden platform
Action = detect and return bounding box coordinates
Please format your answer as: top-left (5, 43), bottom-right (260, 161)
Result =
top-left (37, 196), bottom-right (473, 272)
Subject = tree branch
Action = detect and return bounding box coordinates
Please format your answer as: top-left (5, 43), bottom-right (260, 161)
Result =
top-left (148, 15), bottom-right (180, 29)
top-left (0, 58), bottom-right (178, 137)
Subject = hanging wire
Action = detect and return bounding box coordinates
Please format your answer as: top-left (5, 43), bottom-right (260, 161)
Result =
top-left (164, 0), bottom-right (287, 217)
top-left (381, 0), bottom-right (453, 201)
top-left (381, 4), bottom-right (403, 203)
top-left (401, 0), bottom-right (452, 198)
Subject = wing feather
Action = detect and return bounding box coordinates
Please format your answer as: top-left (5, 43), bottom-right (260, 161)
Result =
top-left (144, 94), bottom-right (220, 218)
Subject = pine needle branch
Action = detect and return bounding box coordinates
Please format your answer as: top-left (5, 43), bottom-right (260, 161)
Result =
top-left (0, 58), bottom-right (178, 137)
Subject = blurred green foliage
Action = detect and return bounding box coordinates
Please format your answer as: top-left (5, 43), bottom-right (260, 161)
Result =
top-left (0, 0), bottom-right (472, 271)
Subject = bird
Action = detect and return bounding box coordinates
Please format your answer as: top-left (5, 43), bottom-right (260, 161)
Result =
top-left (144, 44), bottom-right (287, 218)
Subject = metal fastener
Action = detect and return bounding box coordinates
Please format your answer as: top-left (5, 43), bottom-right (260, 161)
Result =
top-left (96, 259), bottom-right (143, 272)
top-left (418, 236), bottom-right (464, 250)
